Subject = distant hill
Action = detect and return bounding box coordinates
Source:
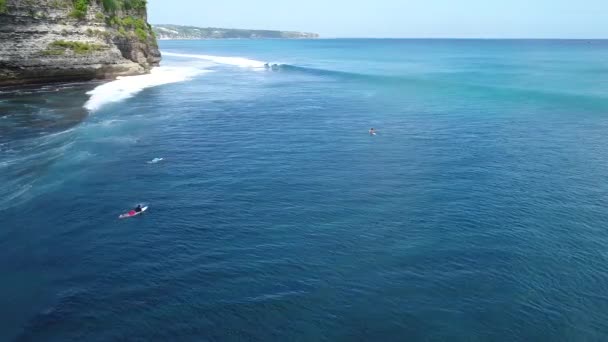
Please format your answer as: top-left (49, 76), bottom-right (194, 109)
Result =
top-left (152, 24), bottom-right (319, 40)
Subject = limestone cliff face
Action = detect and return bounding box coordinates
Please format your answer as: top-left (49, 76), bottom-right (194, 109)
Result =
top-left (0, 0), bottom-right (161, 85)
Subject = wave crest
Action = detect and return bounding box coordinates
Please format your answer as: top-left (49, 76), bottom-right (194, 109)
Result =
top-left (162, 51), bottom-right (268, 69)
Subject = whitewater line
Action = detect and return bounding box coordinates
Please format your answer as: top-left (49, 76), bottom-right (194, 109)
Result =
top-left (162, 51), bottom-right (268, 69)
top-left (85, 52), bottom-right (271, 112)
top-left (84, 66), bottom-right (208, 112)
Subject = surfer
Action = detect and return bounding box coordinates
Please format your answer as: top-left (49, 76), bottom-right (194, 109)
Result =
top-left (369, 128), bottom-right (376, 135)
top-left (119, 204), bottom-right (147, 219)
top-left (127, 204), bottom-right (142, 215)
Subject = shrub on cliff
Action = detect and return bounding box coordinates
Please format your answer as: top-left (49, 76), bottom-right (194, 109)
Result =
top-left (102, 0), bottom-right (119, 12)
top-left (135, 27), bottom-right (148, 40)
top-left (102, 0), bottom-right (147, 12)
top-left (70, 0), bottom-right (90, 19)
top-left (44, 40), bottom-right (106, 55)
top-left (107, 15), bottom-right (151, 42)
top-left (123, 0), bottom-right (147, 10)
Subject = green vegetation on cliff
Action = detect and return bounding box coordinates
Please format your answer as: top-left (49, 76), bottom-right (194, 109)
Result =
top-left (106, 15), bottom-right (150, 41)
top-left (49, 0), bottom-right (154, 43)
top-left (70, 0), bottom-right (148, 19)
top-left (102, 0), bottom-right (147, 12)
top-left (101, 0), bottom-right (118, 11)
top-left (0, 0), bottom-right (7, 14)
top-left (63, 0), bottom-right (155, 43)
top-left (122, 0), bottom-right (146, 10)
top-left (70, 0), bottom-right (89, 18)
top-left (43, 40), bottom-right (105, 55)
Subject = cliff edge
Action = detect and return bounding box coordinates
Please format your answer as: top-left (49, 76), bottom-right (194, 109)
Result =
top-left (0, 0), bottom-right (161, 85)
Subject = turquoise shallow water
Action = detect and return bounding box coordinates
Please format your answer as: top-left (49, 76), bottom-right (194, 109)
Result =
top-left (2, 39), bottom-right (608, 341)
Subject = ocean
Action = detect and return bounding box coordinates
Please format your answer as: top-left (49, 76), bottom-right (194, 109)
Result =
top-left (2, 39), bottom-right (608, 341)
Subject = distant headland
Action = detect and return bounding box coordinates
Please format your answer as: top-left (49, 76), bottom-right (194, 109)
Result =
top-left (152, 24), bottom-right (319, 40)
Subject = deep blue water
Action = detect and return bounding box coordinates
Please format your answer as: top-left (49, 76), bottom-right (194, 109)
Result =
top-left (2, 39), bottom-right (608, 341)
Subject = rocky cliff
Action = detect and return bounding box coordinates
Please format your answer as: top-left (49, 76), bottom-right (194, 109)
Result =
top-left (0, 0), bottom-right (161, 85)
top-left (153, 24), bottom-right (319, 40)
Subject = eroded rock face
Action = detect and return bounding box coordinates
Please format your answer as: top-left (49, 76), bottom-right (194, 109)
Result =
top-left (0, 0), bottom-right (161, 85)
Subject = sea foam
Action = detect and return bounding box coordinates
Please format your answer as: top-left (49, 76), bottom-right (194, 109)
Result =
top-left (85, 66), bottom-right (206, 112)
top-left (85, 52), bottom-right (269, 112)
top-left (162, 51), bottom-right (267, 69)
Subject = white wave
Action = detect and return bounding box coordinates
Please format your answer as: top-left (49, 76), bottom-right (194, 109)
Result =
top-left (147, 157), bottom-right (164, 164)
top-left (84, 66), bottom-right (207, 112)
top-left (162, 51), bottom-right (268, 69)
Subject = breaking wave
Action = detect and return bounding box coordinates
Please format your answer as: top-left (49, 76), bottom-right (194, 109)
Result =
top-left (84, 66), bottom-right (207, 112)
top-left (162, 51), bottom-right (268, 69)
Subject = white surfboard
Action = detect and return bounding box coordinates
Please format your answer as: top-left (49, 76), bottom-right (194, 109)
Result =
top-left (119, 206), bottom-right (148, 219)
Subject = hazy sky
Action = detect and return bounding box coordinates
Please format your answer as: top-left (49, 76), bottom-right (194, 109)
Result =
top-left (148, 0), bottom-right (608, 38)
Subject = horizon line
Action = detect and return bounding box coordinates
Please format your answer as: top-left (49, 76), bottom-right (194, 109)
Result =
top-left (155, 37), bottom-right (608, 41)
top-left (320, 37), bottom-right (608, 40)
